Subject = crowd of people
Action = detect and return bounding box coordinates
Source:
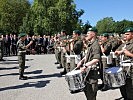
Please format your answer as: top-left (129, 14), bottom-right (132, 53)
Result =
top-left (0, 34), bottom-right (56, 60)
top-left (0, 26), bottom-right (133, 100)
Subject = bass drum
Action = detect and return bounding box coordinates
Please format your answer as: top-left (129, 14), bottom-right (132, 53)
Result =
top-left (65, 70), bottom-right (85, 92)
top-left (105, 67), bottom-right (125, 88)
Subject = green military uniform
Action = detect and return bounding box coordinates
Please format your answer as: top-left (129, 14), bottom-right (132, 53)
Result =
top-left (0, 33), bottom-right (4, 61)
top-left (98, 33), bottom-right (112, 90)
top-left (84, 39), bottom-right (101, 100)
top-left (101, 39), bottom-right (112, 68)
top-left (70, 38), bottom-right (83, 71)
top-left (60, 35), bottom-right (67, 75)
top-left (117, 27), bottom-right (133, 100)
top-left (79, 27), bottom-right (102, 100)
top-left (17, 33), bottom-right (27, 80)
top-left (117, 39), bottom-right (133, 100)
top-left (109, 36), bottom-right (122, 66)
top-left (70, 30), bottom-right (83, 71)
top-left (54, 39), bottom-right (62, 66)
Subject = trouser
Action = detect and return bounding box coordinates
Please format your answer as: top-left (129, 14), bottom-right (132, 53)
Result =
top-left (55, 49), bottom-right (61, 64)
top-left (37, 45), bottom-right (42, 54)
top-left (61, 51), bottom-right (66, 73)
top-left (11, 45), bottom-right (17, 55)
top-left (66, 63), bottom-right (70, 72)
top-left (70, 57), bottom-right (76, 71)
top-left (18, 53), bottom-right (25, 77)
top-left (84, 82), bottom-right (98, 100)
top-left (99, 58), bottom-right (108, 84)
top-left (120, 78), bottom-right (133, 100)
top-left (5, 45), bottom-right (10, 56)
top-left (0, 50), bottom-right (3, 60)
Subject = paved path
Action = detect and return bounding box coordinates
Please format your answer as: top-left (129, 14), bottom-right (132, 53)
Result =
top-left (0, 54), bottom-right (122, 100)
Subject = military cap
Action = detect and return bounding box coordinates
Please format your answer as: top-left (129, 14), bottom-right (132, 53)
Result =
top-left (123, 27), bottom-right (133, 33)
top-left (101, 33), bottom-right (109, 37)
top-left (87, 27), bottom-right (98, 33)
top-left (73, 30), bottom-right (81, 35)
top-left (19, 33), bottom-right (26, 38)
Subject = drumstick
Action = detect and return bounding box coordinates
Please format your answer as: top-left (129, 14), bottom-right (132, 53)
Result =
top-left (83, 68), bottom-right (91, 83)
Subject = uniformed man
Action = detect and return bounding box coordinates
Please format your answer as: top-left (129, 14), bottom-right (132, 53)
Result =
top-left (77, 27), bottom-right (102, 100)
top-left (109, 34), bottom-right (122, 66)
top-left (60, 30), bottom-right (67, 75)
top-left (69, 30), bottom-right (83, 71)
top-left (99, 33), bottom-right (112, 91)
top-left (17, 33), bottom-right (33, 80)
top-left (0, 33), bottom-right (4, 61)
top-left (54, 36), bottom-right (62, 67)
top-left (115, 27), bottom-right (133, 100)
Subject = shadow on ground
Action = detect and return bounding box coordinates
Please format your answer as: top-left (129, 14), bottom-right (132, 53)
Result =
top-left (0, 69), bottom-right (42, 77)
top-left (0, 80), bottom-right (50, 91)
top-left (29, 72), bottom-right (62, 79)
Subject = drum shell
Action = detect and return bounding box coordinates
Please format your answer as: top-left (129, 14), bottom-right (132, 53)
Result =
top-left (65, 70), bottom-right (85, 91)
top-left (105, 67), bottom-right (125, 88)
top-left (121, 62), bottom-right (131, 77)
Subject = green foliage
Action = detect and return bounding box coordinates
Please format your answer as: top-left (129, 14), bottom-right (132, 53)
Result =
top-left (20, 0), bottom-right (84, 36)
top-left (96, 17), bottom-right (133, 35)
top-left (96, 17), bottom-right (115, 35)
top-left (113, 19), bottom-right (133, 34)
top-left (0, 0), bottom-right (30, 34)
top-left (82, 21), bottom-right (92, 34)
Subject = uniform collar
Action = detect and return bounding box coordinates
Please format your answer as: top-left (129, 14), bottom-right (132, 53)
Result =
top-left (126, 39), bottom-right (133, 44)
top-left (87, 39), bottom-right (97, 46)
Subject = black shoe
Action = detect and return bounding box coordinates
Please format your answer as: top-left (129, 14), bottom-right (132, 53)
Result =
top-left (101, 85), bottom-right (109, 91)
top-left (55, 62), bottom-right (59, 64)
top-left (60, 70), bottom-right (67, 75)
top-left (19, 76), bottom-right (28, 80)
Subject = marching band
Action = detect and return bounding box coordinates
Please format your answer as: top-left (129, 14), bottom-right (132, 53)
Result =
top-left (54, 27), bottom-right (133, 100)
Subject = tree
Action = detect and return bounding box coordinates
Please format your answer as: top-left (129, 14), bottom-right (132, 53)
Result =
top-left (0, 0), bottom-right (30, 34)
top-left (114, 19), bottom-right (133, 34)
top-left (21, 0), bottom-right (84, 36)
top-left (82, 21), bottom-right (92, 34)
top-left (96, 17), bottom-right (115, 35)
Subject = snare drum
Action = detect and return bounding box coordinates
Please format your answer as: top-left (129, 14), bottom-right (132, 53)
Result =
top-left (65, 70), bottom-right (85, 92)
top-left (120, 60), bottom-right (132, 77)
top-left (105, 67), bottom-right (125, 88)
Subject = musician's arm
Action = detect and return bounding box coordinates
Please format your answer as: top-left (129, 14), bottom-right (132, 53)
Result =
top-left (123, 49), bottom-right (133, 57)
top-left (80, 59), bottom-right (99, 72)
top-left (77, 56), bottom-right (85, 68)
top-left (25, 41), bottom-right (33, 49)
top-left (85, 59), bottom-right (99, 68)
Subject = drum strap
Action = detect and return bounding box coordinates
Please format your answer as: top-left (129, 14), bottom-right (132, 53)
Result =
top-left (120, 44), bottom-right (126, 62)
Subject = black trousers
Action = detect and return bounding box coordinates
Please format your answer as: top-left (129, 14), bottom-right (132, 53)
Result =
top-left (83, 82), bottom-right (98, 100)
top-left (120, 78), bottom-right (133, 100)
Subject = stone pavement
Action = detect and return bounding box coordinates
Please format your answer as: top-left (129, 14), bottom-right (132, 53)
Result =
top-left (0, 54), bottom-right (122, 100)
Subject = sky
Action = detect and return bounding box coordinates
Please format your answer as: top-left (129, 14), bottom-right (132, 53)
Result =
top-left (74, 0), bottom-right (133, 26)
top-left (29, 0), bottom-right (133, 26)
